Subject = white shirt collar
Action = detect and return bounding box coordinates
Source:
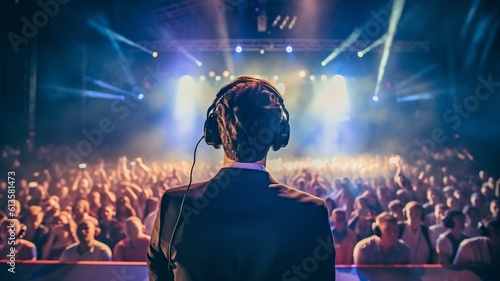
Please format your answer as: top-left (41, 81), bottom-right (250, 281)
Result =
top-left (223, 162), bottom-right (266, 171)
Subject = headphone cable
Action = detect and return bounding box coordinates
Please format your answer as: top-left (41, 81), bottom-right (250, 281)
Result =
top-left (168, 135), bottom-right (204, 275)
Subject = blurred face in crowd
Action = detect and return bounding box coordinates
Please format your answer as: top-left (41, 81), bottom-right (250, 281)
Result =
top-left (90, 192), bottom-right (101, 205)
top-left (435, 206), bottom-right (448, 224)
top-left (470, 193), bottom-right (482, 207)
top-left (77, 220), bottom-right (96, 244)
top-left (75, 199), bottom-right (87, 215)
top-left (331, 211), bottom-right (347, 231)
top-left (125, 217), bottom-right (143, 239)
top-left (407, 205), bottom-right (423, 224)
top-left (427, 189), bottom-right (439, 204)
top-left (490, 200), bottom-right (499, 218)
top-left (447, 196), bottom-right (460, 211)
top-left (379, 220), bottom-right (399, 247)
top-left (102, 206), bottom-right (115, 222)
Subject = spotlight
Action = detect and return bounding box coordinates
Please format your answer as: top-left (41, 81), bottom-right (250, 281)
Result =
top-left (260, 49), bottom-right (265, 55)
top-left (299, 70), bottom-right (306, 78)
top-left (196, 61), bottom-right (203, 67)
top-left (321, 61), bottom-right (326, 67)
top-left (309, 75), bottom-right (315, 81)
top-left (286, 46), bottom-right (293, 53)
top-left (222, 70), bottom-right (230, 77)
top-left (229, 75), bottom-right (235, 80)
top-left (152, 51), bottom-right (158, 58)
top-left (373, 96), bottom-right (379, 102)
top-left (208, 71), bottom-right (216, 78)
top-left (235, 46), bottom-right (242, 53)
top-left (357, 51), bottom-right (363, 58)
top-left (320, 75), bottom-right (327, 81)
top-left (273, 75), bottom-right (279, 81)
top-left (215, 75), bottom-right (221, 81)
top-left (199, 75), bottom-right (206, 81)
top-left (137, 93), bottom-right (144, 100)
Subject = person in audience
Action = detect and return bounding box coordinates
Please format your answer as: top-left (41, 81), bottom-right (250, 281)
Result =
top-left (42, 211), bottom-right (78, 260)
top-left (22, 205), bottom-right (49, 260)
top-left (398, 201), bottom-right (435, 264)
top-left (0, 219), bottom-right (37, 260)
top-left (388, 199), bottom-right (405, 222)
top-left (88, 191), bottom-right (102, 218)
top-left (115, 195), bottom-right (137, 225)
top-left (484, 199), bottom-right (500, 222)
top-left (436, 210), bottom-right (468, 264)
top-left (446, 196), bottom-right (461, 211)
top-left (143, 198), bottom-right (159, 236)
top-left (429, 204), bottom-right (450, 244)
top-left (353, 212), bottom-right (410, 264)
top-left (453, 218), bottom-right (500, 267)
top-left (463, 205), bottom-right (482, 237)
top-left (60, 218), bottom-right (112, 261)
top-left (96, 204), bottom-right (125, 250)
top-left (376, 186), bottom-right (392, 213)
top-left (423, 187), bottom-right (442, 214)
top-left (113, 216), bottom-right (150, 261)
top-left (73, 198), bottom-right (98, 225)
top-left (330, 208), bottom-right (357, 264)
top-left (470, 192), bottom-right (488, 218)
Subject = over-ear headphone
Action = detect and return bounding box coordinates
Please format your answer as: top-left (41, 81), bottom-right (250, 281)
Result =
top-left (203, 77), bottom-right (290, 151)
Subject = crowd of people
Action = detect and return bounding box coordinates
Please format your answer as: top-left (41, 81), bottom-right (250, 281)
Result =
top-left (0, 145), bottom-right (499, 267)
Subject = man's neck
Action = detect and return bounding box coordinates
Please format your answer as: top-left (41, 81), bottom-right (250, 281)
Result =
top-left (376, 237), bottom-right (393, 252)
top-left (223, 154), bottom-right (267, 168)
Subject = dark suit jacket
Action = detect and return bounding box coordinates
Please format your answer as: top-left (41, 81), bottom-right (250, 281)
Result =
top-left (147, 168), bottom-right (335, 281)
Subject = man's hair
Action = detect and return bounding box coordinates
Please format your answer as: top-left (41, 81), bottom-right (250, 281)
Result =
top-left (405, 201), bottom-right (424, 213)
top-left (444, 210), bottom-right (465, 220)
top-left (388, 199), bottom-right (404, 211)
top-left (215, 76), bottom-right (284, 162)
top-left (376, 212), bottom-right (398, 226)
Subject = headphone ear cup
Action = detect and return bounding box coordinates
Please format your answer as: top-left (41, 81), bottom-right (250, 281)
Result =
top-left (372, 223), bottom-right (382, 237)
top-left (272, 120), bottom-right (290, 151)
top-left (204, 113), bottom-right (221, 149)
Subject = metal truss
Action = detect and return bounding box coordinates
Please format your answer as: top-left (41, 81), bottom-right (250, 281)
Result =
top-left (139, 38), bottom-right (429, 53)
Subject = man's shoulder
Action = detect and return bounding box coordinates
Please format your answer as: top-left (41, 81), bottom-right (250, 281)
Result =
top-left (63, 242), bottom-right (79, 252)
top-left (270, 183), bottom-right (327, 208)
top-left (94, 240), bottom-right (112, 252)
top-left (461, 236), bottom-right (488, 247)
top-left (19, 239), bottom-right (36, 249)
top-left (355, 236), bottom-right (375, 250)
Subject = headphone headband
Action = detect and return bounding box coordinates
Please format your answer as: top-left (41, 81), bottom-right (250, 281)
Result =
top-left (204, 76), bottom-right (290, 151)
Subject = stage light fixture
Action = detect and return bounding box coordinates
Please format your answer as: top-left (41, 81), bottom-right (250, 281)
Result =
top-left (152, 51), bottom-right (158, 58)
top-left (260, 49), bottom-right (265, 55)
top-left (229, 75), bottom-right (235, 80)
top-left (235, 46), bottom-right (242, 53)
top-left (299, 70), bottom-right (306, 78)
top-left (357, 51), bottom-right (363, 58)
top-left (273, 75), bottom-right (279, 81)
top-left (286, 45), bottom-right (293, 53)
top-left (373, 96), bottom-right (379, 102)
top-left (137, 93), bottom-right (144, 100)
top-left (199, 75), bottom-right (206, 81)
top-left (208, 71), bottom-right (216, 78)
top-left (215, 75), bottom-right (221, 81)
top-left (321, 75), bottom-right (327, 81)
top-left (310, 75), bottom-right (316, 81)
top-left (222, 70), bottom-right (230, 77)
